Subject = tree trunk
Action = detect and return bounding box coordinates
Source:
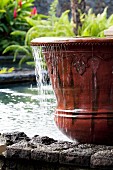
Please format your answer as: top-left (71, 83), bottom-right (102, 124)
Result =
top-left (70, 0), bottom-right (86, 35)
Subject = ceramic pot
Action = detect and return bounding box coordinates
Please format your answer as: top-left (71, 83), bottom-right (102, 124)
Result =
top-left (31, 37), bottom-right (113, 145)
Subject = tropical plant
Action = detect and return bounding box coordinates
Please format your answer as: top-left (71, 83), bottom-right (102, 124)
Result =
top-left (0, 67), bottom-right (14, 74)
top-left (0, 0), bottom-right (35, 54)
top-left (3, 0), bottom-right (74, 67)
top-left (25, 10), bottom-right (74, 44)
top-left (78, 7), bottom-right (113, 37)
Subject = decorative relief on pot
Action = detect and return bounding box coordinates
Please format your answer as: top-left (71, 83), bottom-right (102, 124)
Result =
top-left (73, 57), bottom-right (89, 75)
top-left (72, 53), bottom-right (90, 75)
top-left (46, 52), bottom-right (113, 77)
top-left (72, 52), bottom-right (113, 76)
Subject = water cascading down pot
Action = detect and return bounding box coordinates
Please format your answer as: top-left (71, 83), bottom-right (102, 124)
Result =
top-left (31, 34), bottom-right (113, 145)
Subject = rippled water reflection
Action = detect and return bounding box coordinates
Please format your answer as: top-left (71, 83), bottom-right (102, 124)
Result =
top-left (0, 83), bottom-right (70, 141)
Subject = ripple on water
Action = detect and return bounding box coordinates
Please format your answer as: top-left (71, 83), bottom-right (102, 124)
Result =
top-left (0, 84), bottom-right (70, 141)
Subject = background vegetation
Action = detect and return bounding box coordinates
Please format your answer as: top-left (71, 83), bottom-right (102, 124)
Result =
top-left (1, 0), bottom-right (113, 68)
top-left (0, 0), bottom-right (35, 54)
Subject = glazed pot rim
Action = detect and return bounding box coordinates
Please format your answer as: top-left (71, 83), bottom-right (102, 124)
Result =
top-left (30, 37), bottom-right (113, 46)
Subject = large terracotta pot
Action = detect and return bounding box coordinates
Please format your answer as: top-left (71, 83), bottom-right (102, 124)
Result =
top-left (31, 37), bottom-right (113, 145)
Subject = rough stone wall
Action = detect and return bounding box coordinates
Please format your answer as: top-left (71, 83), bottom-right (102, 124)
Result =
top-left (2, 132), bottom-right (113, 169)
top-left (86, 0), bottom-right (113, 16)
top-left (34, 0), bottom-right (113, 17)
top-left (34, 0), bottom-right (53, 16)
top-left (34, 0), bottom-right (70, 17)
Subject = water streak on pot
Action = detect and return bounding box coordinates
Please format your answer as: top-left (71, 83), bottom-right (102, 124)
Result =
top-left (31, 37), bottom-right (113, 145)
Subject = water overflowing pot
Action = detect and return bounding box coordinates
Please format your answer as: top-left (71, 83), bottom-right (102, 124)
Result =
top-left (31, 35), bottom-right (113, 145)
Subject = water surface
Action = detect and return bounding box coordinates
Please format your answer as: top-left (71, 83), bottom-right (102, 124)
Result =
top-left (0, 83), bottom-right (70, 141)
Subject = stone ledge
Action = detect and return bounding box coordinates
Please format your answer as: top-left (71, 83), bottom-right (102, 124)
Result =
top-left (1, 132), bottom-right (113, 169)
top-left (0, 69), bottom-right (36, 85)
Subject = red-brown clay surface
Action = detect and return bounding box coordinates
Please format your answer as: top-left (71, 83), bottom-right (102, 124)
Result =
top-left (31, 37), bottom-right (113, 145)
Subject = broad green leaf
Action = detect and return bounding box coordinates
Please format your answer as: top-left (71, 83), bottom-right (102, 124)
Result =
top-left (0, 9), bottom-right (6, 13)
top-left (11, 30), bottom-right (26, 36)
top-left (3, 45), bottom-right (31, 57)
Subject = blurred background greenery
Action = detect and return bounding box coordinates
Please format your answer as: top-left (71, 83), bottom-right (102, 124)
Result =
top-left (0, 0), bottom-right (113, 68)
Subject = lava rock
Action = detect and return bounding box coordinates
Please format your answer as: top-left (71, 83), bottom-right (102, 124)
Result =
top-left (0, 70), bottom-right (35, 85)
top-left (3, 132), bottom-right (113, 168)
top-left (48, 141), bottom-right (77, 151)
top-left (29, 135), bottom-right (57, 148)
top-left (6, 140), bottom-right (31, 160)
top-left (46, 150), bottom-right (59, 163)
top-left (59, 149), bottom-right (91, 167)
top-left (91, 150), bottom-right (113, 168)
top-left (2, 132), bottom-right (30, 146)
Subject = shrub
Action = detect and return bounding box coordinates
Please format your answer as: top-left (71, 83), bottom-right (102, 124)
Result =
top-left (0, 0), bottom-right (35, 54)
top-left (3, 1), bottom-right (113, 68)
top-left (79, 8), bottom-right (113, 37)
top-left (3, 0), bottom-right (74, 67)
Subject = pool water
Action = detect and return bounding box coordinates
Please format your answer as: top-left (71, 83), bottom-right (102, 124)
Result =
top-left (0, 83), bottom-right (70, 141)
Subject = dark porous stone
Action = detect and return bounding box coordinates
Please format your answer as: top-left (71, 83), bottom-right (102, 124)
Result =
top-left (6, 140), bottom-right (31, 160)
top-left (31, 146), bottom-right (59, 163)
top-left (29, 135), bottom-right (57, 148)
top-left (6, 147), bottom-right (31, 160)
top-left (31, 149), bottom-right (47, 161)
top-left (59, 144), bottom-right (96, 168)
top-left (91, 150), bottom-right (113, 168)
top-left (3, 132), bottom-right (113, 168)
top-left (0, 159), bottom-right (4, 169)
top-left (46, 150), bottom-right (59, 163)
top-left (76, 144), bottom-right (113, 155)
top-left (39, 136), bottom-right (57, 145)
top-left (59, 148), bottom-right (91, 167)
top-left (48, 141), bottom-right (77, 151)
top-left (30, 142), bottom-right (51, 161)
top-left (2, 160), bottom-right (17, 170)
top-left (93, 144), bottom-right (113, 152)
top-left (2, 131), bottom-right (30, 146)
top-left (77, 144), bottom-right (95, 149)
top-left (0, 70), bottom-right (35, 85)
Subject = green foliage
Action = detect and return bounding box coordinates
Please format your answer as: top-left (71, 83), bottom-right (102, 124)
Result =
top-left (0, 67), bottom-right (14, 74)
top-left (79, 8), bottom-right (113, 37)
top-left (25, 10), bottom-right (74, 45)
top-left (24, 0), bottom-right (74, 45)
top-left (4, 0), bottom-right (113, 69)
top-left (49, 0), bottom-right (58, 17)
top-left (3, 0), bottom-right (74, 66)
top-left (0, 0), bottom-right (35, 54)
top-left (3, 44), bottom-right (32, 67)
top-left (48, 0), bottom-right (58, 26)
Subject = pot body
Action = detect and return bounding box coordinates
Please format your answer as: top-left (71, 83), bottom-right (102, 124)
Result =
top-left (43, 40), bottom-right (113, 145)
top-left (31, 37), bottom-right (113, 145)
